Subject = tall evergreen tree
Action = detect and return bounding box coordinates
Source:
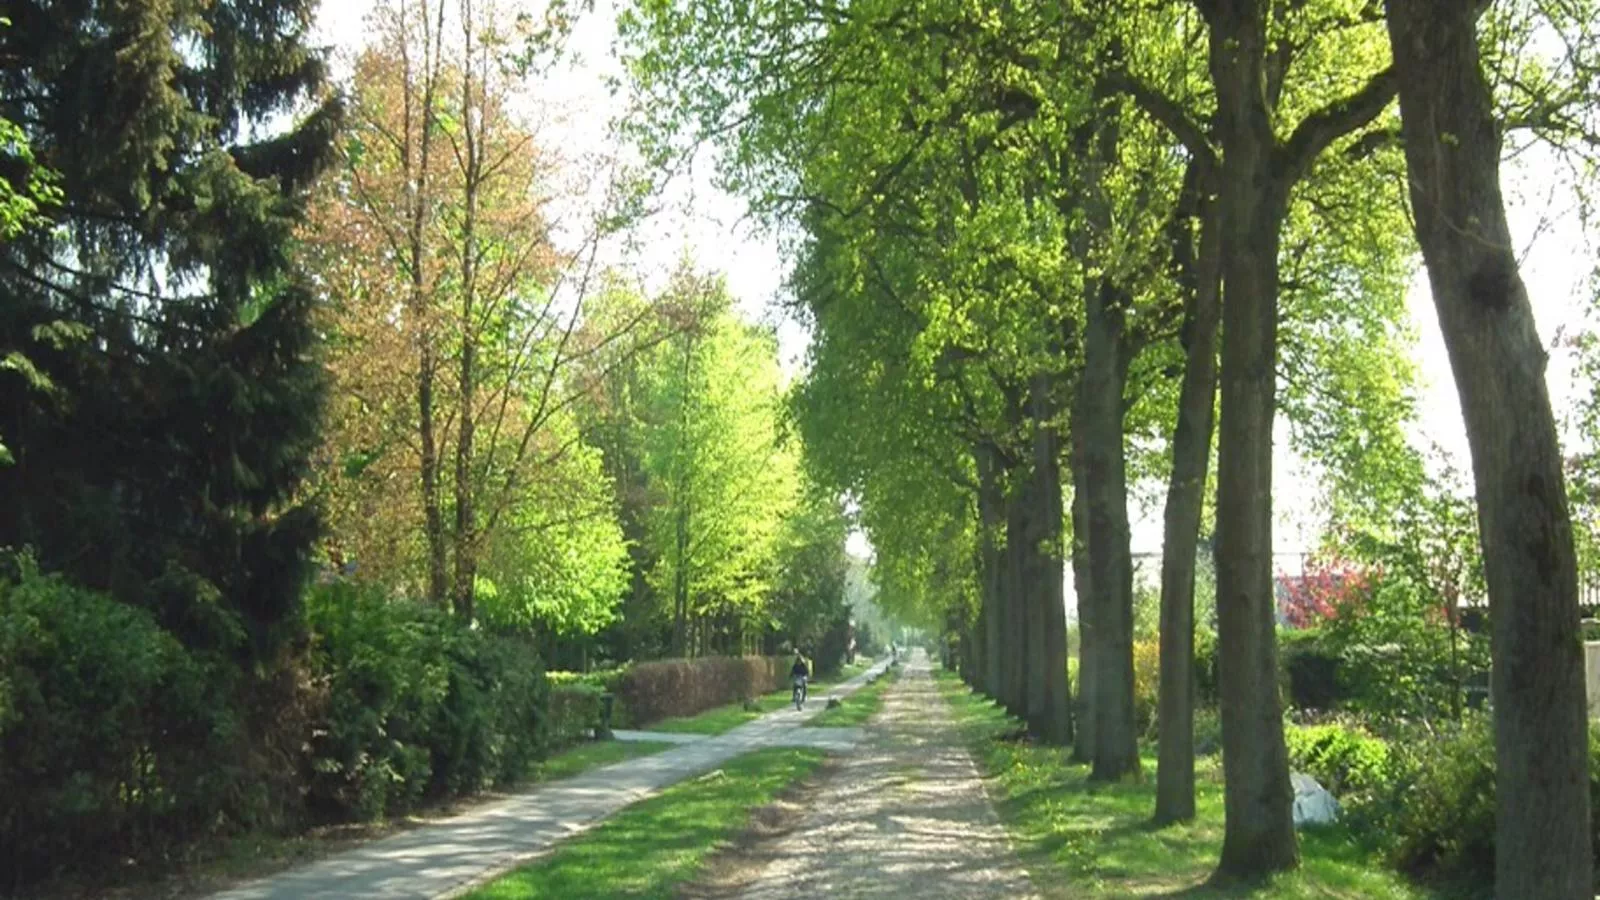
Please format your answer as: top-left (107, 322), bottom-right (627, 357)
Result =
top-left (0, 0), bottom-right (341, 660)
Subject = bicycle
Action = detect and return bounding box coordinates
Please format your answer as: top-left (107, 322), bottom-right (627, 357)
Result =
top-left (792, 675), bottom-right (808, 711)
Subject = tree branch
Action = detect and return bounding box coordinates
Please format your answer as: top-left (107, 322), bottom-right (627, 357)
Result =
top-left (1281, 66), bottom-right (1398, 182)
top-left (1104, 71), bottom-right (1217, 168)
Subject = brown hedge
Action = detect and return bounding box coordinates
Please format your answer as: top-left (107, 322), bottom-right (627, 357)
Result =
top-left (613, 656), bottom-right (783, 726)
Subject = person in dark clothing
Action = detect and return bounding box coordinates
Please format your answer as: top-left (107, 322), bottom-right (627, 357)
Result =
top-left (790, 654), bottom-right (810, 709)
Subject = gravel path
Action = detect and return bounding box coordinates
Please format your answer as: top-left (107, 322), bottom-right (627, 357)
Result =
top-left (689, 650), bottom-right (1037, 900)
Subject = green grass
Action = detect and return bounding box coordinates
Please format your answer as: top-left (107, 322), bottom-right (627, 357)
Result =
top-left (648, 661), bottom-right (881, 735)
top-left (933, 671), bottom-right (1435, 899)
top-left (529, 739), bottom-right (675, 781)
top-left (466, 747), bottom-right (828, 899)
top-left (804, 665), bottom-right (896, 727)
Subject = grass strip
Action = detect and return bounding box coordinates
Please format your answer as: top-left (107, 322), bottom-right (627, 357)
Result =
top-left (466, 747), bottom-right (828, 899)
top-left (804, 664), bottom-right (896, 727)
top-left (529, 739), bottom-right (675, 781)
top-left (932, 670), bottom-right (1431, 899)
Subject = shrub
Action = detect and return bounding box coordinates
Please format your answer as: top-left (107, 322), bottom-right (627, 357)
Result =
top-left (1284, 719), bottom-right (1390, 796)
top-left (547, 667), bottom-right (628, 691)
top-left (301, 582), bottom-right (547, 822)
top-left (612, 656), bottom-right (782, 726)
top-left (1279, 628), bottom-right (1342, 711)
top-left (1194, 628), bottom-right (1220, 707)
top-left (1357, 715), bottom-right (1495, 886)
top-left (1132, 637), bottom-right (1160, 738)
top-left (0, 560), bottom-right (240, 881)
top-left (1340, 716), bottom-right (1600, 892)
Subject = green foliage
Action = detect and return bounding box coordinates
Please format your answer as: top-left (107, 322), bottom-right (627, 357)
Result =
top-left (855, 618), bottom-right (886, 658)
top-left (1194, 627), bottom-right (1221, 708)
top-left (0, 558), bottom-right (242, 881)
top-left (1354, 717), bottom-right (1497, 890)
top-left (0, 0), bottom-right (338, 665)
top-left (1279, 628), bottom-right (1344, 712)
top-left (302, 582), bottom-right (547, 822)
top-left (1324, 455), bottom-right (1489, 723)
top-left (768, 486), bottom-right (853, 662)
top-left (1284, 720), bottom-right (1391, 797)
top-left (1133, 637), bottom-right (1161, 739)
top-left (1280, 715), bottom-right (1600, 895)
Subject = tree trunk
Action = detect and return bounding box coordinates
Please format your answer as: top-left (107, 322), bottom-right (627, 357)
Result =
top-left (452, 13), bottom-right (481, 623)
top-left (1207, 32), bottom-right (1298, 880)
top-left (1021, 462), bottom-right (1050, 735)
top-left (976, 443), bottom-right (1007, 700)
top-left (1026, 372), bottom-right (1072, 745)
top-left (1154, 166), bottom-right (1222, 826)
top-left (1003, 487), bottom-right (1032, 720)
top-left (1083, 279), bottom-right (1140, 782)
top-left (1070, 423), bottom-right (1097, 764)
top-left (1386, 4), bottom-right (1591, 895)
top-left (420, 358), bottom-right (448, 606)
top-left (672, 501), bottom-right (690, 657)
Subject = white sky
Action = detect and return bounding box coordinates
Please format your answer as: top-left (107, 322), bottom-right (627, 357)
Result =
top-left (312, 1), bottom-right (1596, 567)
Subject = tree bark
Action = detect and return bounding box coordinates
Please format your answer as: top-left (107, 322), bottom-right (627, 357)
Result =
top-left (1205, 4), bottom-right (1300, 869)
top-left (1027, 372), bottom-right (1073, 745)
top-left (452, 6), bottom-right (481, 622)
top-left (404, 0), bottom-right (449, 609)
top-left (1070, 421), bottom-right (1097, 764)
top-left (976, 443), bottom-right (1008, 701)
top-left (1083, 278), bottom-right (1140, 782)
top-left (1003, 486), bottom-right (1032, 720)
top-left (1154, 165), bottom-right (1222, 826)
top-left (1385, 4), bottom-right (1591, 895)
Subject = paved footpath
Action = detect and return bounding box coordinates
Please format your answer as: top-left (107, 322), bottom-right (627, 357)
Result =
top-left (689, 650), bottom-right (1037, 900)
top-left (210, 661), bottom-right (890, 900)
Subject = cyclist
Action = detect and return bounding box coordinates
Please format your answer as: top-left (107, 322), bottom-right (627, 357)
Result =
top-left (790, 653), bottom-right (810, 709)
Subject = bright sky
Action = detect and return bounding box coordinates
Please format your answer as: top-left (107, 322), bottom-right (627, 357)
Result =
top-left (312, 1), bottom-right (1597, 568)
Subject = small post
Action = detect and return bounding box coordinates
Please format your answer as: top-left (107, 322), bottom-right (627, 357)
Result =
top-left (598, 692), bottom-right (616, 739)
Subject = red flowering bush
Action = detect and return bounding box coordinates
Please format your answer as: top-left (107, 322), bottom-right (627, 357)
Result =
top-left (1276, 557), bottom-right (1374, 628)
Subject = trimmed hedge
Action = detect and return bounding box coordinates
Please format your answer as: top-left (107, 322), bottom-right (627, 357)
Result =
top-left (612, 655), bottom-right (783, 726)
top-left (546, 684), bottom-right (606, 745)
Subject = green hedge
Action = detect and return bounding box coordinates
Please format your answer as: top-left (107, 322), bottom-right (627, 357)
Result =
top-left (1279, 629), bottom-right (1343, 711)
top-left (0, 561), bottom-right (246, 881)
top-left (1284, 718), bottom-right (1390, 796)
top-left (302, 582), bottom-right (547, 823)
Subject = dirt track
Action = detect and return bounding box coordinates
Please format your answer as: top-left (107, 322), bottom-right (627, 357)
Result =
top-left (683, 651), bottom-right (1038, 900)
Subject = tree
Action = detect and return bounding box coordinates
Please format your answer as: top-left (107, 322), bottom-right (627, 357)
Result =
top-left (0, 0), bottom-right (340, 660)
top-left (637, 275), bottom-right (798, 657)
top-left (768, 483), bottom-right (853, 664)
top-left (1385, 2), bottom-right (1591, 893)
top-left (1154, 159), bottom-right (1222, 824)
top-left (304, 0), bottom-right (652, 624)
